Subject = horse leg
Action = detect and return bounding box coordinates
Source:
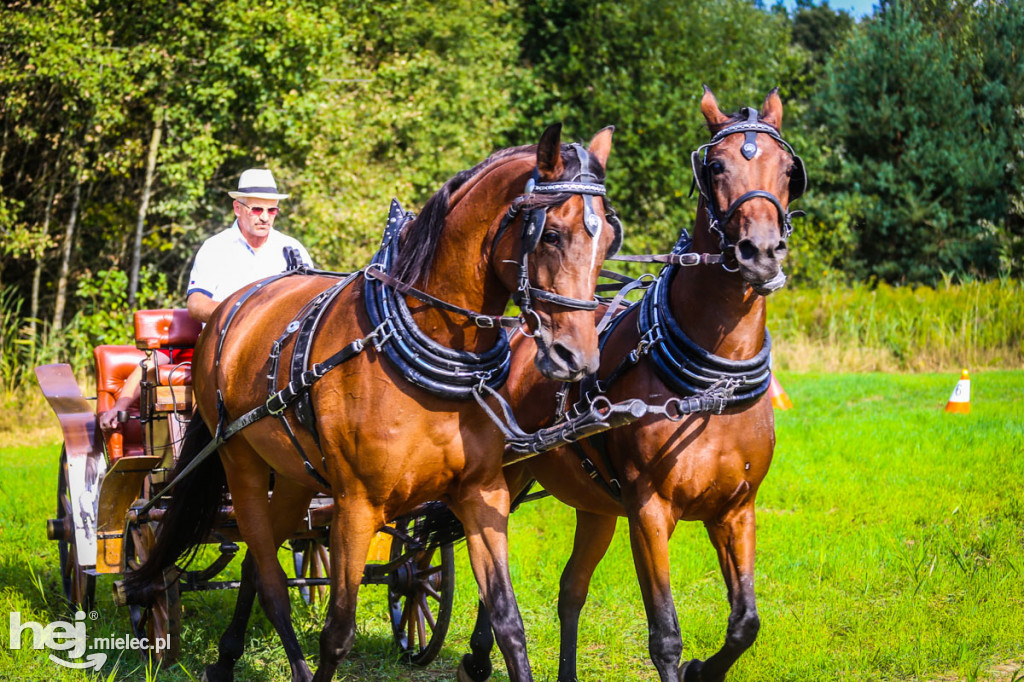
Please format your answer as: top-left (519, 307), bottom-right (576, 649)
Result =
top-left (628, 500), bottom-right (684, 682)
top-left (681, 504), bottom-right (760, 682)
top-left (454, 484), bottom-right (533, 682)
top-left (312, 500), bottom-right (376, 682)
top-left (458, 601), bottom-right (494, 682)
top-left (219, 446), bottom-right (314, 682)
top-left (556, 510), bottom-right (618, 682)
top-left (203, 476), bottom-right (315, 682)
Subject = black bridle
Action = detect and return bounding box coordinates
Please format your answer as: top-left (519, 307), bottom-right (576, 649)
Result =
top-left (493, 143), bottom-right (622, 333)
top-left (690, 107), bottom-right (807, 288)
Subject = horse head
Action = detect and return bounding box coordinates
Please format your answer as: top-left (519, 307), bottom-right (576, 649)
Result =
top-left (495, 124), bottom-right (620, 382)
top-left (692, 86), bottom-right (805, 295)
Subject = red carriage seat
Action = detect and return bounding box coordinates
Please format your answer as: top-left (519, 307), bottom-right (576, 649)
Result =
top-left (133, 309), bottom-right (201, 406)
top-left (95, 345), bottom-right (148, 461)
top-left (134, 309), bottom-right (202, 353)
top-left (94, 310), bottom-right (202, 462)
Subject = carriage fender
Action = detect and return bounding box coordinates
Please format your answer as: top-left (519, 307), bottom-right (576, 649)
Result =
top-left (35, 364), bottom-right (108, 569)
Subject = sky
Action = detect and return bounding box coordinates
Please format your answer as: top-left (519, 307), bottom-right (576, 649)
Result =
top-left (781, 0), bottom-right (879, 18)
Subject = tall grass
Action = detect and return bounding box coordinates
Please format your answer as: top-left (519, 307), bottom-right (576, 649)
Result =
top-left (769, 278), bottom-right (1024, 372)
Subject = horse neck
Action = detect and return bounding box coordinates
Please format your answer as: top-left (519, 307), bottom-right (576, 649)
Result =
top-left (670, 202), bottom-right (767, 360)
top-left (408, 156), bottom-right (532, 351)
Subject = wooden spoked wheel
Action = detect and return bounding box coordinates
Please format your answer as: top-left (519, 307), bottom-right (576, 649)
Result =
top-left (56, 447), bottom-right (96, 610)
top-left (123, 520), bottom-right (181, 664)
top-left (291, 538), bottom-right (330, 605)
top-left (387, 528), bottom-right (455, 666)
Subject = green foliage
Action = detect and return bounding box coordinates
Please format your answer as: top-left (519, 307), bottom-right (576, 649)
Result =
top-left (3, 0), bottom-right (1023, 352)
top-left (770, 278), bottom-right (1024, 371)
top-left (791, 0), bottom-right (855, 61)
top-left (813, 0), bottom-right (1024, 283)
top-left (510, 0), bottom-right (806, 255)
top-left (61, 267), bottom-right (173, 369)
top-left (284, 0), bottom-right (525, 270)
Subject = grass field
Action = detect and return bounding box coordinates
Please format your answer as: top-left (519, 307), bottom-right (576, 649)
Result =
top-left (1, 371), bottom-right (1022, 681)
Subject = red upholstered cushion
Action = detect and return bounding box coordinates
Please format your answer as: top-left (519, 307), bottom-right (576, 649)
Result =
top-left (94, 345), bottom-right (147, 461)
top-left (134, 309), bottom-right (202, 350)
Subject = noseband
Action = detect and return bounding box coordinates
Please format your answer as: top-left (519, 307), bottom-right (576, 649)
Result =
top-left (690, 107), bottom-right (806, 287)
top-left (494, 143), bottom-right (623, 332)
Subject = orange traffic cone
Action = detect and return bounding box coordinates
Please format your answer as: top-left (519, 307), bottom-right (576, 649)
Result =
top-left (768, 374), bottom-right (793, 410)
top-left (944, 369), bottom-right (971, 414)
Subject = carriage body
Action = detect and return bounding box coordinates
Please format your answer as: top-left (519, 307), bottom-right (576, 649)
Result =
top-left (35, 308), bottom-right (451, 666)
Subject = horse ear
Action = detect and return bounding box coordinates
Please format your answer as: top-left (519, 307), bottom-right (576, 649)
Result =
top-left (537, 123), bottom-right (564, 179)
top-left (587, 125), bottom-right (614, 169)
top-left (700, 84), bottom-right (729, 127)
top-left (760, 87), bottom-right (783, 130)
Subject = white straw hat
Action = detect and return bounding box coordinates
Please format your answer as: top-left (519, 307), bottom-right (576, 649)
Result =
top-left (228, 168), bottom-right (290, 200)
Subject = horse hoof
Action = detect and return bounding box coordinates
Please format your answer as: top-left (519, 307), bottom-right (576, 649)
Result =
top-left (457, 656), bottom-right (491, 682)
top-left (201, 665), bottom-right (232, 682)
top-left (679, 658), bottom-right (703, 682)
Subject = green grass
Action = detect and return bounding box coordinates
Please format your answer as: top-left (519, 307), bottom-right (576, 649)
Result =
top-left (1, 372), bottom-right (1022, 681)
top-left (770, 279), bottom-right (1024, 372)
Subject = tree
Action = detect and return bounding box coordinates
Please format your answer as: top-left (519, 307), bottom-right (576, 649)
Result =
top-left (507, 0), bottom-right (805, 255)
top-left (815, 0), bottom-right (1024, 283)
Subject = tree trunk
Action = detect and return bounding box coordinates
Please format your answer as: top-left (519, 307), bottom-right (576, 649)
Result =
top-left (30, 176), bottom-right (59, 341)
top-left (128, 109), bottom-right (163, 308)
top-left (52, 176), bottom-right (82, 333)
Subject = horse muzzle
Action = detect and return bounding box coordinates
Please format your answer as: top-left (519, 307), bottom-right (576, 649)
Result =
top-left (734, 233), bottom-right (789, 295)
top-left (533, 329), bottom-right (599, 382)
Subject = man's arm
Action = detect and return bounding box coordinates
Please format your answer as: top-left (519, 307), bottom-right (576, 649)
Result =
top-left (98, 365), bottom-right (144, 434)
top-left (187, 291), bottom-right (219, 323)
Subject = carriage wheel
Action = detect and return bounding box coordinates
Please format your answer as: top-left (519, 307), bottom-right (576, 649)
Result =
top-left (291, 538), bottom-right (330, 605)
top-left (56, 447), bottom-right (96, 610)
top-left (123, 521), bottom-right (181, 664)
top-left (387, 528), bottom-right (455, 666)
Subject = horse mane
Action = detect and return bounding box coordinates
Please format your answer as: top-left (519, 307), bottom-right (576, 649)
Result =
top-left (392, 141), bottom-right (602, 286)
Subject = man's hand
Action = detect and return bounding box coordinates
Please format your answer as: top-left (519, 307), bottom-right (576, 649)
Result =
top-left (98, 396), bottom-right (133, 435)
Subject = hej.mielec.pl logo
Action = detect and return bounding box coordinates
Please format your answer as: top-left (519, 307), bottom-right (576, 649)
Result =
top-left (8, 610), bottom-right (171, 670)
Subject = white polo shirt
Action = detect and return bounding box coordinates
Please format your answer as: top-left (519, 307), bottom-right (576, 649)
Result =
top-left (187, 221), bottom-right (313, 302)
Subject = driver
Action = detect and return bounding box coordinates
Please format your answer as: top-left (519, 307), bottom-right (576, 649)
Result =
top-left (98, 168), bottom-right (312, 434)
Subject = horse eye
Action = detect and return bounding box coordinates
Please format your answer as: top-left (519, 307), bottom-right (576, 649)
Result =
top-left (709, 161), bottom-right (725, 175)
top-left (541, 230), bottom-right (562, 246)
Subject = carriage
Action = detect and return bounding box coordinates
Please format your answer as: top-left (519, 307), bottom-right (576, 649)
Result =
top-left (37, 307), bottom-right (457, 666)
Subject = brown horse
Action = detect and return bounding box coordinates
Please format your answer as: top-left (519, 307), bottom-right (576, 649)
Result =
top-left (460, 87), bottom-right (803, 682)
top-left (129, 125), bottom-right (621, 682)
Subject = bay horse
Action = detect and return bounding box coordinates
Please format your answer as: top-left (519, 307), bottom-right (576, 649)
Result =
top-left (459, 87), bottom-right (804, 682)
top-left (128, 124), bottom-right (622, 682)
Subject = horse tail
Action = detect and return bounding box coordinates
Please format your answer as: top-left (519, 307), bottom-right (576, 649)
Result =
top-left (124, 415), bottom-right (226, 592)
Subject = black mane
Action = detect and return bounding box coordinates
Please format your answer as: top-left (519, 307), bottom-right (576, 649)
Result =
top-left (392, 141), bottom-right (605, 286)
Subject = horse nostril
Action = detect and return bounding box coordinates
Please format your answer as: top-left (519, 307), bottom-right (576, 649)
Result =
top-left (553, 342), bottom-right (580, 371)
top-left (776, 239), bottom-right (788, 257)
top-left (737, 239), bottom-right (758, 263)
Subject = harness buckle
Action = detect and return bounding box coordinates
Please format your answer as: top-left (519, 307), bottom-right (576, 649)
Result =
top-left (474, 315), bottom-right (496, 329)
top-left (266, 392), bottom-right (288, 417)
top-left (630, 327), bottom-right (660, 364)
top-left (372, 318), bottom-right (397, 352)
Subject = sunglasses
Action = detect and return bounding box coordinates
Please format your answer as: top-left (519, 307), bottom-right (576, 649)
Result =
top-left (236, 200), bottom-right (280, 217)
